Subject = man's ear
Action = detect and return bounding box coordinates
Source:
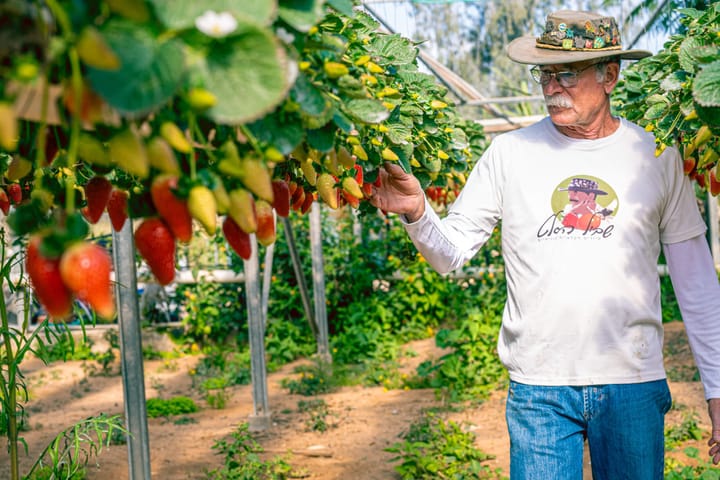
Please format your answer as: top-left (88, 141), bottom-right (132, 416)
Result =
top-left (604, 62), bottom-right (620, 93)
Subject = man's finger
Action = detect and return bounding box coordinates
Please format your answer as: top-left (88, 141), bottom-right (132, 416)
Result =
top-left (383, 162), bottom-right (406, 177)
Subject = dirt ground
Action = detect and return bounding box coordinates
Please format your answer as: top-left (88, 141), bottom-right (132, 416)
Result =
top-left (0, 321), bottom-right (713, 480)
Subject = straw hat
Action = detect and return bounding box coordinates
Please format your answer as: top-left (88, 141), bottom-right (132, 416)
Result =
top-left (507, 10), bottom-right (652, 65)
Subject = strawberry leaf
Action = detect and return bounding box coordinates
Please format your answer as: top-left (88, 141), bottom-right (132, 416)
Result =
top-left (693, 60), bottom-right (720, 107)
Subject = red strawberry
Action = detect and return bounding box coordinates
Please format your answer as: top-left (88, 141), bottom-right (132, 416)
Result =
top-left (107, 188), bottom-right (129, 232)
top-left (301, 191), bottom-right (314, 214)
top-left (342, 190), bottom-right (360, 209)
top-left (81, 176), bottom-right (113, 224)
top-left (6, 183), bottom-right (22, 205)
top-left (255, 200), bottom-right (276, 246)
top-left (291, 185), bottom-right (305, 211)
top-left (711, 169), bottom-right (720, 197)
top-left (222, 216), bottom-right (252, 260)
top-left (150, 174), bottom-right (193, 243)
top-left (0, 189), bottom-right (9, 215)
top-left (271, 180), bottom-right (290, 218)
top-left (354, 164), bottom-right (364, 186)
top-left (26, 235), bottom-right (74, 319)
top-left (134, 217), bottom-right (176, 285)
top-left (59, 241), bottom-right (115, 319)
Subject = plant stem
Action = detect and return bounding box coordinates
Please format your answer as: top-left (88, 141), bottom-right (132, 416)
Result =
top-left (0, 229), bottom-right (19, 480)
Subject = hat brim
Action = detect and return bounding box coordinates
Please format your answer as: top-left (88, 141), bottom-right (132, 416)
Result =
top-left (507, 35), bottom-right (652, 65)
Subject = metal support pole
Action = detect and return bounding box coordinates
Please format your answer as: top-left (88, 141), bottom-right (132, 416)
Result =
top-left (111, 220), bottom-right (151, 480)
top-left (280, 216), bottom-right (318, 337)
top-left (261, 214), bottom-right (276, 329)
top-left (245, 234), bottom-right (271, 431)
top-left (309, 203), bottom-right (330, 361)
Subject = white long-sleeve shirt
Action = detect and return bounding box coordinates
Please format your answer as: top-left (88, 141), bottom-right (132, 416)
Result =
top-left (403, 117), bottom-right (720, 399)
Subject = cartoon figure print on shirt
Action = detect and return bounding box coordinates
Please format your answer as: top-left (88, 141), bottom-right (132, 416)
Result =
top-left (538, 175), bottom-right (618, 239)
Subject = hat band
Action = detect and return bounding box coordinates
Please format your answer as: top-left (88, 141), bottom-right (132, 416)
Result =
top-left (536, 40), bottom-right (623, 52)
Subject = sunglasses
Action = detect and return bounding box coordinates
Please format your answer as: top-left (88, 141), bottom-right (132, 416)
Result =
top-left (530, 63), bottom-right (600, 88)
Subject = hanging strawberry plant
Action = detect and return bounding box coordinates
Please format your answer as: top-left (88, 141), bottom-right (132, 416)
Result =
top-left (0, 0), bottom-right (486, 317)
top-left (613, 3), bottom-right (720, 192)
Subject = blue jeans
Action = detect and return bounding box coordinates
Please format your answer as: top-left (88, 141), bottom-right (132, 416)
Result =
top-left (506, 379), bottom-right (672, 480)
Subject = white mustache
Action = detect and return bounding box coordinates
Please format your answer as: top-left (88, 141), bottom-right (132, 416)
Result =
top-left (545, 95), bottom-right (573, 108)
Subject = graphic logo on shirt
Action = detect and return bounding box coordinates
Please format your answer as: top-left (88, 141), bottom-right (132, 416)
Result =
top-left (537, 175), bottom-right (618, 239)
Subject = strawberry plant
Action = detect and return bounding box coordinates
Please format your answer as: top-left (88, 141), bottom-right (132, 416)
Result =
top-left (613, 4), bottom-right (720, 191)
top-left (0, 0), bottom-right (486, 306)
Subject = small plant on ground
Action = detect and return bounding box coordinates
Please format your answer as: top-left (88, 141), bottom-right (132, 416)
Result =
top-left (416, 306), bottom-right (507, 403)
top-left (386, 412), bottom-right (506, 479)
top-left (205, 423), bottom-right (296, 480)
top-left (281, 358), bottom-right (335, 396)
top-left (145, 396), bottom-right (199, 419)
top-left (665, 447), bottom-right (720, 478)
top-left (665, 410), bottom-right (704, 450)
top-left (297, 399), bottom-right (339, 432)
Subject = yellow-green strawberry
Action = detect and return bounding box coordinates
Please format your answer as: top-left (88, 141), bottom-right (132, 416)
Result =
top-left (76, 26), bottom-right (120, 70)
top-left (146, 136), bottom-right (180, 175)
top-left (228, 188), bottom-right (257, 234)
top-left (160, 121), bottom-right (192, 154)
top-left (77, 133), bottom-right (111, 167)
top-left (109, 127), bottom-right (149, 178)
top-left (5, 156), bottom-right (33, 181)
top-left (317, 173), bottom-right (338, 209)
top-left (342, 176), bottom-right (364, 199)
top-left (188, 185), bottom-right (217, 235)
top-left (238, 155), bottom-right (274, 202)
top-left (0, 102), bottom-right (18, 151)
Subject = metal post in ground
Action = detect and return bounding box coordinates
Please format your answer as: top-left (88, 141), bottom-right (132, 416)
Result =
top-left (309, 202), bottom-right (330, 362)
top-left (245, 233), bottom-right (271, 431)
top-left (112, 220), bottom-right (152, 480)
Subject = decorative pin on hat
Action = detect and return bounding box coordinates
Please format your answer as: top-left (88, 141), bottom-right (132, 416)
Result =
top-left (558, 178), bottom-right (608, 195)
top-left (506, 10), bottom-right (652, 65)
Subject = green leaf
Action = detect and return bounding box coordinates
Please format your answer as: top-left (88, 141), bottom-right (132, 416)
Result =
top-left (306, 123), bottom-right (336, 152)
top-left (368, 34), bottom-right (418, 65)
top-left (325, 0), bottom-right (354, 17)
top-left (693, 60), bottom-right (720, 107)
top-left (291, 73), bottom-right (326, 116)
top-left (87, 20), bottom-right (185, 117)
top-left (644, 102), bottom-right (667, 121)
top-left (343, 99), bottom-right (390, 124)
top-left (150, 0), bottom-right (276, 29)
top-left (679, 36), bottom-right (703, 73)
top-left (278, 0), bottom-right (324, 32)
top-left (202, 23), bottom-right (289, 124)
top-left (385, 123), bottom-right (412, 144)
top-left (248, 112), bottom-right (304, 154)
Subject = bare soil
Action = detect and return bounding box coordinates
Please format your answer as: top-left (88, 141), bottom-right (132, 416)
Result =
top-left (0, 321), bottom-right (712, 480)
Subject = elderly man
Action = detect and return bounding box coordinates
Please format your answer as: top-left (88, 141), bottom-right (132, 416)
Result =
top-left (369, 9), bottom-right (720, 479)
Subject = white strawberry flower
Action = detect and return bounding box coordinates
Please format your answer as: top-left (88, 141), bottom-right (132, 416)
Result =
top-left (195, 10), bottom-right (237, 38)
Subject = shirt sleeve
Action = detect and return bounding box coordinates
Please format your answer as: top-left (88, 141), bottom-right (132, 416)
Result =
top-left (663, 234), bottom-right (720, 400)
top-left (401, 142), bottom-right (504, 274)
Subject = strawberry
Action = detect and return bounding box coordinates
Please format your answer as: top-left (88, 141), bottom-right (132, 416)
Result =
top-left (317, 173), bottom-right (338, 209)
top-left (26, 235), bottom-right (73, 319)
top-left (0, 102), bottom-right (19, 151)
top-left (187, 185), bottom-right (217, 235)
top-left (0, 189), bottom-right (9, 215)
top-left (222, 216), bottom-right (252, 260)
top-left (107, 188), bottom-right (129, 232)
top-left (6, 183), bottom-right (22, 205)
top-left (146, 136), bottom-right (180, 175)
top-left (301, 191), bottom-right (314, 214)
top-left (81, 175), bottom-right (112, 224)
top-left (59, 241), bottom-right (115, 319)
top-left (342, 190), bottom-right (360, 209)
top-left (353, 164), bottom-right (363, 186)
top-left (109, 127), bottom-right (149, 179)
top-left (134, 217), bottom-right (176, 285)
top-left (228, 188), bottom-right (257, 234)
top-left (291, 184), bottom-right (305, 211)
top-left (160, 121), bottom-right (192, 154)
top-left (711, 169), bottom-right (720, 197)
top-left (151, 174), bottom-right (193, 242)
top-left (75, 26), bottom-right (120, 71)
top-left (342, 176), bottom-right (364, 199)
top-left (271, 180), bottom-right (290, 218)
top-left (5, 156), bottom-right (32, 181)
top-left (255, 200), bottom-right (276, 247)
